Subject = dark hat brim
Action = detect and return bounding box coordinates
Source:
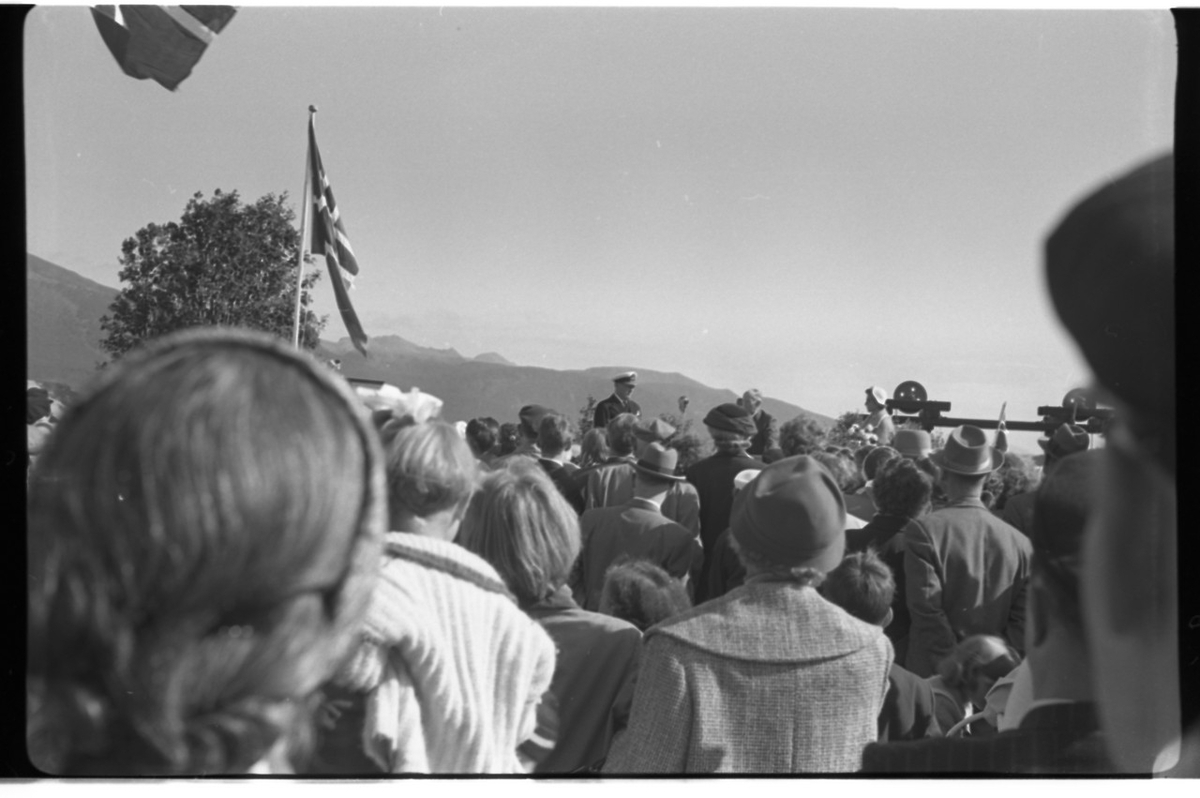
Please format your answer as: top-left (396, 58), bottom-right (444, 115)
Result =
top-left (931, 447), bottom-right (1005, 476)
top-left (633, 462), bottom-right (685, 482)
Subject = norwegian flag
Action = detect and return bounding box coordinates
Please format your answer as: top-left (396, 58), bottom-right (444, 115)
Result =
top-left (91, 6), bottom-right (236, 91)
top-left (309, 118), bottom-right (369, 356)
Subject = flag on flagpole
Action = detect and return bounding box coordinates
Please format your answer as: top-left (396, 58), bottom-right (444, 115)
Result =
top-left (308, 118), bottom-right (370, 356)
top-left (90, 6), bottom-right (236, 91)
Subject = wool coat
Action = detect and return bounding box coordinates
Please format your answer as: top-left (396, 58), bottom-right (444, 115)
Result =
top-left (685, 449), bottom-right (765, 602)
top-left (603, 579), bottom-right (892, 773)
top-left (523, 587), bottom-right (641, 773)
top-left (903, 498), bottom-right (1033, 677)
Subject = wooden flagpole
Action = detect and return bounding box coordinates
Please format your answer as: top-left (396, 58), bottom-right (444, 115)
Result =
top-left (291, 105), bottom-right (318, 348)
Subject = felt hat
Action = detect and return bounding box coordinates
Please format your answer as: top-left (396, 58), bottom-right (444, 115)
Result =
top-left (932, 425), bottom-right (1004, 476)
top-left (1045, 153), bottom-right (1173, 427)
top-left (518, 404), bottom-right (552, 437)
top-left (866, 386), bottom-right (888, 405)
top-left (893, 429), bottom-right (933, 459)
top-left (1037, 423), bottom-right (1091, 462)
top-left (634, 417), bottom-right (676, 443)
top-left (730, 455), bottom-right (846, 572)
top-left (633, 442), bottom-right (684, 482)
top-left (703, 403), bottom-right (756, 437)
top-left (613, 371), bottom-right (638, 385)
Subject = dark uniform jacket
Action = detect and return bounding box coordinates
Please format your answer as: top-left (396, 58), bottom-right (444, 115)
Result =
top-left (593, 394), bottom-right (641, 430)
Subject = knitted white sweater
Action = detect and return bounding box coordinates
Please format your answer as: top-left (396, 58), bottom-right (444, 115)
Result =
top-left (337, 533), bottom-right (557, 773)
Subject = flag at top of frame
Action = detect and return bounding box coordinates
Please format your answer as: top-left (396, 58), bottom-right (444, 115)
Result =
top-left (309, 118), bottom-right (369, 356)
top-left (91, 6), bottom-right (236, 91)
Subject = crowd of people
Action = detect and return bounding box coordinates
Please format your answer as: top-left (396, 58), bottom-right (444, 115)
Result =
top-left (25, 153), bottom-right (1183, 776)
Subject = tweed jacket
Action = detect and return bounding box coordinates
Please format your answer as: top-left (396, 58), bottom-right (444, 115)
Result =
top-left (903, 498), bottom-right (1033, 677)
top-left (685, 450), bottom-right (766, 602)
top-left (604, 579), bottom-right (892, 773)
top-left (573, 497), bottom-right (704, 611)
top-left (593, 393), bottom-right (641, 430)
top-left (336, 533), bottom-right (557, 773)
top-left (523, 587), bottom-right (642, 774)
top-left (861, 701), bottom-right (1113, 774)
top-left (582, 459), bottom-right (701, 537)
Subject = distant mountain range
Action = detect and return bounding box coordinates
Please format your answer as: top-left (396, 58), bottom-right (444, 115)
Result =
top-left (26, 253), bottom-right (832, 429)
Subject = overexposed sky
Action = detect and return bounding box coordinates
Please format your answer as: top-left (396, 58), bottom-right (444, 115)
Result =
top-left (25, 7), bottom-right (1175, 445)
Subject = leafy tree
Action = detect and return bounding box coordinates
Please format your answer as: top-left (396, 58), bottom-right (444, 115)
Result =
top-left (100, 189), bottom-right (326, 359)
top-left (577, 395), bottom-right (598, 441)
top-left (779, 414), bottom-right (828, 456)
top-left (826, 410), bottom-right (863, 449)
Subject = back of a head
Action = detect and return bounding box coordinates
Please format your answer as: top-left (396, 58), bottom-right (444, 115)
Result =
top-left (1030, 449), bottom-right (1102, 633)
top-left (465, 417), bottom-right (498, 459)
top-left (458, 458), bottom-right (580, 606)
top-left (497, 422), bottom-right (520, 456)
top-left (813, 451), bottom-right (858, 494)
top-left (873, 457), bottom-right (933, 519)
top-left (598, 559), bottom-right (692, 631)
top-left (383, 420), bottom-right (478, 525)
top-left (26, 329), bottom-right (386, 775)
top-left (579, 427), bottom-right (609, 466)
top-left (607, 413), bottom-right (639, 457)
top-left (863, 445), bottom-right (900, 483)
top-left (936, 635), bottom-right (1022, 690)
top-left (821, 550), bottom-right (895, 626)
top-left (537, 413), bottom-right (573, 458)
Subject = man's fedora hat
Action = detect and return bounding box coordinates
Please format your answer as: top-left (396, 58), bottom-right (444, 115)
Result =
top-left (634, 418), bottom-right (676, 443)
top-left (613, 371), bottom-right (638, 385)
top-left (893, 429), bottom-right (933, 459)
top-left (1037, 423), bottom-right (1091, 462)
top-left (633, 442), bottom-right (684, 482)
top-left (932, 425), bottom-right (1004, 476)
top-left (730, 455), bottom-right (846, 572)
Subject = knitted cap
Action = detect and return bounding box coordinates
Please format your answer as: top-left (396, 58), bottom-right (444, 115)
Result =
top-left (703, 403), bottom-right (756, 437)
top-left (730, 455), bottom-right (846, 572)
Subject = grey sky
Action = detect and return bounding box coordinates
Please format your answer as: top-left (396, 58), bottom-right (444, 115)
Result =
top-left (25, 7), bottom-right (1175, 448)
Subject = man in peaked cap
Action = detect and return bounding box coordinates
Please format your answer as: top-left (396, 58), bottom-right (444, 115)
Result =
top-left (902, 425), bottom-right (1033, 677)
top-left (685, 403), bottom-right (766, 602)
top-left (593, 371), bottom-right (642, 431)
